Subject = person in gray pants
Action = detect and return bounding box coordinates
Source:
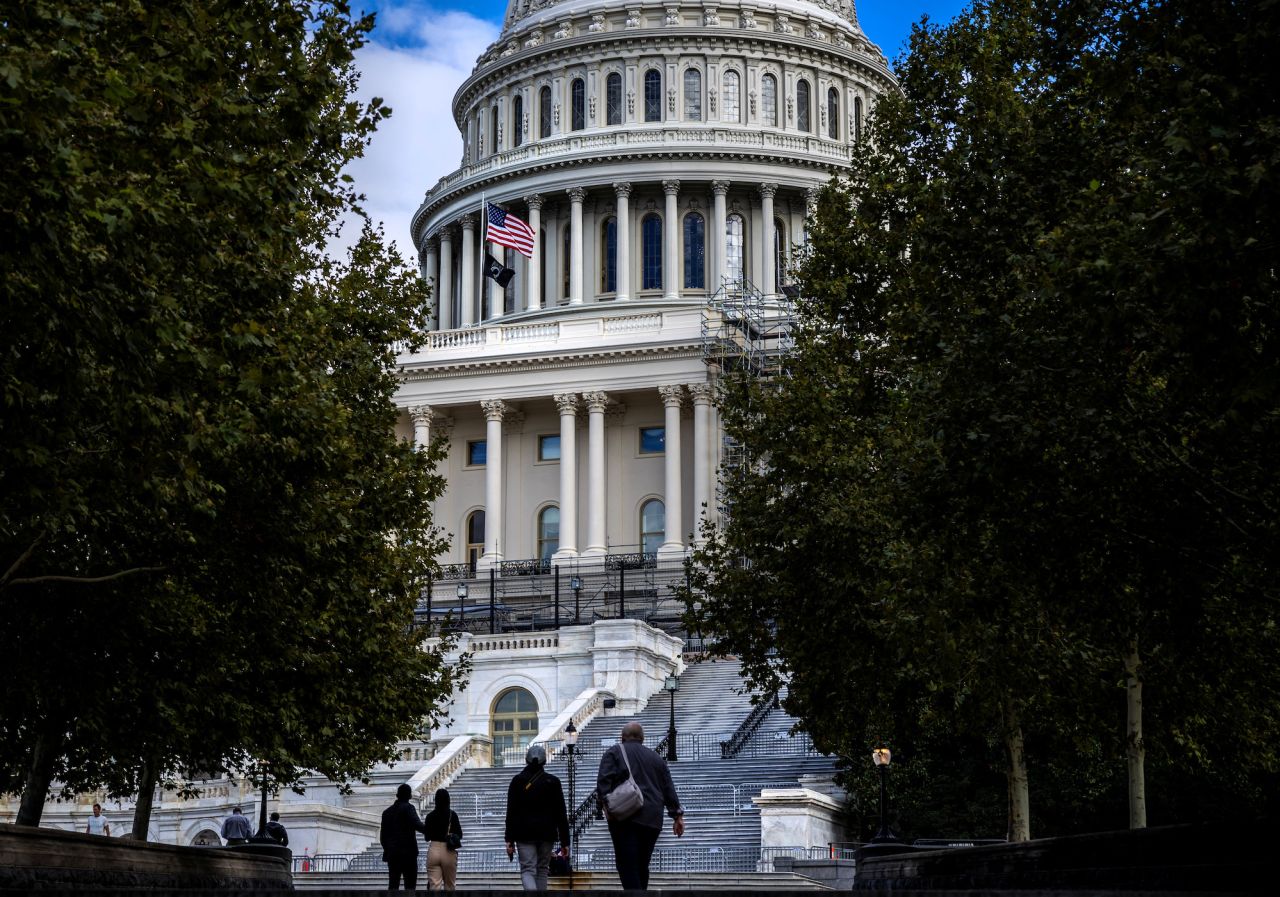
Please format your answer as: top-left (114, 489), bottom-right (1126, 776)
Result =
top-left (504, 744), bottom-right (571, 890)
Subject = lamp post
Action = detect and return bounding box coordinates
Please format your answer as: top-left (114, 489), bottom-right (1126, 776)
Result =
top-left (571, 576), bottom-right (582, 624)
top-left (564, 720), bottom-right (578, 891)
top-left (871, 746), bottom-right (897, 843)
top-left (457, 582), bottom-right (468, 602)
top-left (663, 674), bottom-right (680, 762)
top-left (253, 760), bottom-right (270, 842)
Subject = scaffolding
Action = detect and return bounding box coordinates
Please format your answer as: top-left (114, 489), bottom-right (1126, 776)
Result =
top-left (701, 278), bottom-right (795, 518)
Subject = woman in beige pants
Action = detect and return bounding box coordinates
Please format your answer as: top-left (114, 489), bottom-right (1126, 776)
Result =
top-left (422, 788), bottom-right (461, 890)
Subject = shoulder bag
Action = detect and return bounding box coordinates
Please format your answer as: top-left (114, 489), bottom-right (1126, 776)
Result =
top-left (446, 814), bottom-right (461, 852)
top-left (604, 742), bottom-right (645, 821)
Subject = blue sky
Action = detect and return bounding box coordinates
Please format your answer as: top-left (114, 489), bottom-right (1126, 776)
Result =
top-left (340, 1), bottom-right (969, 253)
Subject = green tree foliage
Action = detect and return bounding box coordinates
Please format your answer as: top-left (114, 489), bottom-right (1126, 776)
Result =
top-left (0, 0), bottom-right (461, 825)
top-left (690, 0), bottom-right (1278, 839)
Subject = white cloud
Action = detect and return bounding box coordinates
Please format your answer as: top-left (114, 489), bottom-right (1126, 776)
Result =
top-left (334, 5), bottom-right (500, 258)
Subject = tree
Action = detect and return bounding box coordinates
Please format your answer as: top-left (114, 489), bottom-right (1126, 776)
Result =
top-left (690, 0), bottom-right (1279, 840)
top-left (0, 0), bottom-right (461, 827)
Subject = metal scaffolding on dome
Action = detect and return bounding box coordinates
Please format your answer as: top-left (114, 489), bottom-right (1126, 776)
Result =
top-left (701, 277), bottom-right (796, 518)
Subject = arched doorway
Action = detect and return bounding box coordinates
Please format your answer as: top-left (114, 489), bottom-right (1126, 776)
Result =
top-left (491, 687), bottom-right (538, 765)
top-left (191, 828), bottom-right (221, 846)
top-left (466, 510), bottom-right (485, 572)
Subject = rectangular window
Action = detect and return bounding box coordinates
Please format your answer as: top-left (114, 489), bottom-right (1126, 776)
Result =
top-left (639, 426), bottom-right (665, 454)
top-left (467, 440), bottom-right (487, 466)
top-left (539, 434), bottom-right (561, 461)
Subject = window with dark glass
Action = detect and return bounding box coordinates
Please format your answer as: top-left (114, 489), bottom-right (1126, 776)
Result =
top-left (639, 426), bottom-right (665, 454)
top-left (512, 94), bottom-right (524, 147)
top-left (854, 95), bottom-right (863, 142)
top-left (644, 69), bottom-right (662, 122)
top-left (683, 212), bottom-right (705, 289)
top-left (684, 69), bottom-right (701, 120)
top-left (601, 216), bottom-right (618, 292)
top-left (640, 499), bottom-right (665, 554)
top-left (607, 72), bottom-right (623, 125)
top-left (827, 87), bottom-right (839, 139)
top-left (641, 213), bottom-right (662, 289)
top-left (797, 79), bottom-right (811, 132)
top-left (491, 105), bottom-right (500, 155)
top-left (775, 218), bottom-right (787, 286)
top-left (503, 247), bottom-right (515, 314)
top-left (562, 226), bottom-right (571, 300)
top-left (467, 440), bottom-right (487, 466)
top-left (539, 434), bottom-right (561, 461)
top-left (762, 74), bottom-right (778, 127)
top-left (539, 85), bottom-right (552, 138)
top-left (571, 78), bottom-right (585, 131)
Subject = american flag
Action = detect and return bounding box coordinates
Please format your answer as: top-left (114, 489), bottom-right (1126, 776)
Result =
top-left (485, 202), bottom-right (536, 257)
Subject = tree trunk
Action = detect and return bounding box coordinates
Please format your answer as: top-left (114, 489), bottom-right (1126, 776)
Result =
top-left (132, 756), bottom-right (161, 840)
top-left (1002, 694), bottom-right (1031, 842)
top-left (1125, 637), bottom-right (1147, 829)
top-left (16, 729), bottom-right (59, 826)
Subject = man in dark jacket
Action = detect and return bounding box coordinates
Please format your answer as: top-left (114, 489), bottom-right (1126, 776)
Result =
top-left (505, 744), bottom-right (571, 890)
top-left (380, 783), bottom-right (426, 890)
top-left (596, 722), bottom-right (685, 890)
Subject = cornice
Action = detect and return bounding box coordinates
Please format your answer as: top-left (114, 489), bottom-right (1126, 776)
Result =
top-left (399, 341), bottom-right (705, 382)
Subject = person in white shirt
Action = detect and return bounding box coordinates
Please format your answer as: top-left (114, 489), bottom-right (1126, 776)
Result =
top-left (86, 803), bottom-right (111, 836)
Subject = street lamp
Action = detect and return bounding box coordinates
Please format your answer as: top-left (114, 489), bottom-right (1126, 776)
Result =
top-left (870, 746), bottom-right (897, 843)
top-left (564, 720), bottom-right (578, 891)
top-left (570, 576), bottom-right (582, 624)
top-left (663, 674), bottom-right (680, 762)
top-left (457, 582), bottom-right (468, 602)
top-left (252, 760), bottom-right (271, 842)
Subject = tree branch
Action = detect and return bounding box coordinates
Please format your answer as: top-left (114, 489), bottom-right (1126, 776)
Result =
top-left (7, 566), bottom-right (167, 587)
top-left (1, 532), bottom-right (47, 588)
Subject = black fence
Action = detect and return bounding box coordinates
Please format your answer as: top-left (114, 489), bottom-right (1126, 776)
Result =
top-left (416, 556), bottom-right (700, 639)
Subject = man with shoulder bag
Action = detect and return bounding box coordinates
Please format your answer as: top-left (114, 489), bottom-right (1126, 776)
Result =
top-left (595, 722), bottom-right (685, 890)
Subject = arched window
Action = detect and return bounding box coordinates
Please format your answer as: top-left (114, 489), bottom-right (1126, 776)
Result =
top-left (538, 506), bottom-right (559, 559)
top-left (491, 105), bottom-right (500, 155)
top-left (725, 213), bottom-right (745, 286)
top-left (607, 72), bottom-right (623, 125)
top-left (641, 213), bottom-right (662, 290)
top-left (797, 79), bottom-right (811, 132)
top-left (539, 85), bottom-right (552, 139)
top-left (640, 499), bottom-right (665, 555)
top-left (491, 688), bottom-right (539, 764)
top-left (571, 77), bottom-right (585, 131)
top-left (601, 216), bottom-right (618, 292)
top-left (512, 94), bottom-right (524, 147)
top-left (684, 69), bottom-right (701, 120)
top-left (722, 70), bottom-right (740, 123)
top-left (827, 87), bottom-right (839, 139)
top-left (466, 510), bottom-right (485, 571)
top-left (762, 74), bottom-right (778, 127)
top-left (644, 69), bottom-right (662, 122)
top-left (683, 212), bottom-right (705, 289)
top-left (854, 95), bottom-right (863, 142)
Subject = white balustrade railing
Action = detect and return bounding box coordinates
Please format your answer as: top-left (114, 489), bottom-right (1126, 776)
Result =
top-left (408, 734), bottom-right (492, 805)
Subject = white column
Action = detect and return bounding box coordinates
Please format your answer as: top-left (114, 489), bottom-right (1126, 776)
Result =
top-left (421, 239), bottom-right (439, 330)
top-left (712, 180), bottom-right (729, 289)
top-left (583, 391), bottom-right (609, 556)
top-left (460, 214), bottom-right (477, 327)
top-left (759, 183), bottom-right (777, 298)
top-left (480, 399), bottom-right (507, 568)
top-left (613, 182), bottom-right (632, 301)
top-left (568, 187), bottom-right (586, 304)
top-left (409, 405), bottom-right (433, 450)
top-left (658, 384), bottom-right (685, 557)
top-left (525, 193), bottom-right (543, 311)
top-left (438, 228), bottom-right (454, 330)
top-left (663, 180), bottom-right (680, 300)
top-left (688, 383), bottom-right (713, 544)
top-left (554, 394), bottom-right (579, 559)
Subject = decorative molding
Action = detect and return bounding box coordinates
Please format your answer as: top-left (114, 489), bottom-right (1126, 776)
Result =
top-left (759, 182), bottom-right (778, 200)
top-left (662, 179), bottom-right (681, 196)
top-left (589, 13), bottom-right (606, 32)
top-left (568, 185), bottom-right (587, 203)
top-left (687, 383), bottom-right (715, 404)
top-left (712, 180), bottom-right (731, 196)
top-left (582, 391), bottom-right (610, 412)
top-left (525, 192), bottom-right (544, 210)
top-left (613, 181), bottom-right (633, 199)
top-left (658, 384), bottom-right (685, 407)
top-left (554, 393), bottom-right (580, 416)
top-left (481, 398), bottom-right (510, 421)
top-left (626, 8), bottom-right (642, 28)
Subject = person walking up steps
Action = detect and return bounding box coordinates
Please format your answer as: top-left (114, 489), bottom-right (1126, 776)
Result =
top-left (596, 722), bottom-right (685, 890)
top-left (504, 744), bottom-right (570, 890)
top-left (423, 787), bottom-right (462, 891)
top-left (380, 783), bottom-right (426, 891)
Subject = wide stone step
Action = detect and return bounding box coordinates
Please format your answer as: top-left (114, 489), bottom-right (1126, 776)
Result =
top-left (293, 870), bottom-right (833, 890)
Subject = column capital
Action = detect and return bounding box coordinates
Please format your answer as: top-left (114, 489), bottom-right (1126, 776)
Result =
top-left (658, 384), bottom-right (685, 407)
top-left (662, 179), bottom-right (681, 196)
top-left (419, 236), bottom-right (437, 254)
top-left (805, 186), bottom-right (821, 209)
top-left (582, 391), bottom-right (610, 412)
top-left (567, 186), bottom-right (587, 203)
top-left (759, 182), bottom-right (779, 199)
top-left (686, 383), bottom-right (715, 405)
top-left (554, 393), bottom-right (579, 415)
top-left (613, 181), bottom-right (633, 199)
top-left (524, 192), bottom-right (544, 210)
top-left (712, 180), bottom-right (731, 196)
top-left (460, 213), bottom-right (478, 231)
top-left (437, 223), bottom-right (456, 242)
top-left (481, 398), bottom-right (509, 421)
top-left (409, 405), bottom-right (434, 425)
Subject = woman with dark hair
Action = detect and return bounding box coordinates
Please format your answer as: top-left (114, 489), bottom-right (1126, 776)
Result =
top-left (423, 787), bottom-right (462, 891)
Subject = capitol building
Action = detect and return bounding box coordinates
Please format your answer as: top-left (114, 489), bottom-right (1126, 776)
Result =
top-left (14, 0), bottom-right (896, 872)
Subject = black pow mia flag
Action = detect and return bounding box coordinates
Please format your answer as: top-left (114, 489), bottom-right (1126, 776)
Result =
top-left (484, 253), bottom-right (515, 288)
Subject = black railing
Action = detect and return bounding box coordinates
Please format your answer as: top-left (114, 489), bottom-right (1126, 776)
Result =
top-left (437, 563), bottom-right (471, 579)
top-left (570, 790), bottom-right (602, 841)
top-left (500, 557), bottom-right (552, 577)
top-left (720, 692), bottom-right (779, 759)
top-left (605, 552), bottom-right (657, 570)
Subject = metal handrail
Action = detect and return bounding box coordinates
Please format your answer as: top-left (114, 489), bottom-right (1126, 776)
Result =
top-left (720, 692), bottom-right (779, 758)
top-left (570, 789), bottom-right (601, 841)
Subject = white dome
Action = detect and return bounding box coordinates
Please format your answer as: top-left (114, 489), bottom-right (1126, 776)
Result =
top-left (503, 0), bottom-right (860, 33)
